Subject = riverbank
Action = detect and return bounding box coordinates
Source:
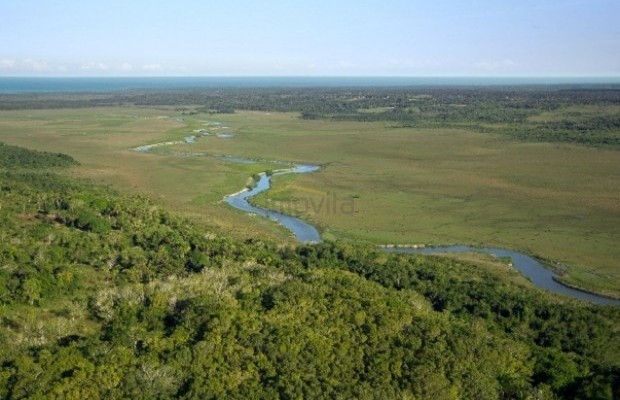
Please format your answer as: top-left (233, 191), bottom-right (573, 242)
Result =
top-left (216, 157), bottom-right (618, 305)
top-left (380, 243), bottom-right (619, 300)
top-left (215, 154), bottom-right (619, 306)
top-left (129, 129), bottom-right (618, 305)
top-left (533, 254), bottom-right (620, 301)
top-left (382, 245), bottom-right (620, 306)
top-left (223, 163), bottom-right (321, 243)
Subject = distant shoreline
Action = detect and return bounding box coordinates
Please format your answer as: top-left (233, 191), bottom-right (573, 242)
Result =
top-left (1, 76), bottom-right (620, 93)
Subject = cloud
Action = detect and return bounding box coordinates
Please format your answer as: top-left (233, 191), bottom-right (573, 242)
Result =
top-left (142, 63), bottom-right (164, 72)
top-left (337, 60), bottom-right (355, 69)
top-left (474, 59), bottom-right (517, 72)
top-left (0, 59), bottom-right (16, 69)
top-left (0, 58), bottom-right (187, 75)
top-left (22, 59), bottom-right (55, 72)
top-left (139, 63), bottom-right (188, 74)
top-left (0, 58), bottom-right (69, 73)
top-left (14, 59), bottom-right (70, 73)
top-left (81, 62), bottom-right (110, 71)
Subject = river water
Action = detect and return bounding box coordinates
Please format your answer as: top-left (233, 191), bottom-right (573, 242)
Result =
top-left (133, 139), bottom-right (618, 306)
top-left (383, 246), bottom-right (620, 306)
top-left (224, 165), bottom-right (321, 243)
top-left (224, 162), bottom-right (619, 306)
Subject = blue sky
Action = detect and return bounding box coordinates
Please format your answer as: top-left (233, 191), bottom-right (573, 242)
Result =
top-left (1, 0), bottom-right (618, 76)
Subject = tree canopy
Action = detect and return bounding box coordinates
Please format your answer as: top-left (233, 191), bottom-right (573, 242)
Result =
top-left (0, 144), bottom-right (618, 399)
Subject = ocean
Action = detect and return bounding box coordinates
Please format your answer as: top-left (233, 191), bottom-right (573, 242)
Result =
top-left (0, 76), bottom-right (619, 93)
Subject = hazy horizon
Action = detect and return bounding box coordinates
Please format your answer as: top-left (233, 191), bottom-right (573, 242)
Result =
top-left (2, 76), bottom-right (620, 94)
top-left (1, 0), bottom-right (619, 77)
top-left (1, 74), bottom-right (620, 78)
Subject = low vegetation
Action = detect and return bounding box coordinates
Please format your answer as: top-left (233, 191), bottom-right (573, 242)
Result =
top-left (2, 86), bottom-right (619, 147)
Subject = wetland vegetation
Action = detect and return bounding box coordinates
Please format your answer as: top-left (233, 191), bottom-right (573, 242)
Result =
top-left (3, 85), bottom-right (617, 297)
top-left (1, 84), bottom-right (619, 399)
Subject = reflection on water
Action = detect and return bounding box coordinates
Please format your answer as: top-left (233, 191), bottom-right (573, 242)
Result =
top-left (384, 246), bottom-right (620, 306)
top-left (225, 165), bottom-right (321, 243)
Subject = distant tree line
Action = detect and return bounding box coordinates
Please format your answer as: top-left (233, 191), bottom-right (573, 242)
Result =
top-left (2, 85), bottom-right (619, 147)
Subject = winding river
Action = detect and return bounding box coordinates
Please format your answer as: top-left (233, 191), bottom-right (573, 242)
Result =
top-left (225, 165), bottom-right (322, 243)
top-left (384, 246), bottom-right (620, 306)
top-left (132, 138), bottom-right (618, 305)
top-left (225, 162), bottom-right (620, 306)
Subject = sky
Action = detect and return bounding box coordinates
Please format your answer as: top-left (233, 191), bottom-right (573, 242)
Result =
top-left (1, 0), bottom-right (619, 77)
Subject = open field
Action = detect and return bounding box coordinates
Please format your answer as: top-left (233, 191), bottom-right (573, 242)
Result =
top-left (1, 107), bottom-right (619, 297)
top-left (0, 107), bottom-right (294, 241)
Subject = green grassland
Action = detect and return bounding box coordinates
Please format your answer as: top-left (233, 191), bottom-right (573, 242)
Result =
top-left (0, 107), bottom-right (295, 241)
top-left (205, 111), bottom-right (620, 298)
top-left (0, 105), bottom-right (619, 298)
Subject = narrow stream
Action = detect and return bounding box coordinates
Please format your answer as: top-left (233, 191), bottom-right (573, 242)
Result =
top-left (133, 137), bottom-right (618, 305)
top-left (225, 165), bottom-right (321, 243)
top-left (384, 246), bottom-right (620, 306)
top-left (224, 162), bottom-right (619, 306)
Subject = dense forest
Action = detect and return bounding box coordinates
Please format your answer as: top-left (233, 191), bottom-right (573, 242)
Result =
top-left (0, 142), bottom-right (78, 169)
top-left (1, 85), bottom-right (619, 147)
top-left (1, 143), bottom-right (619, 399)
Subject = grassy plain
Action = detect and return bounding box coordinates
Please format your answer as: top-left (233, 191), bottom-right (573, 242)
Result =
top-left (0, 107), bottom-right (618, 297)
top-left (0, 108), bottom-right (292, 240)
